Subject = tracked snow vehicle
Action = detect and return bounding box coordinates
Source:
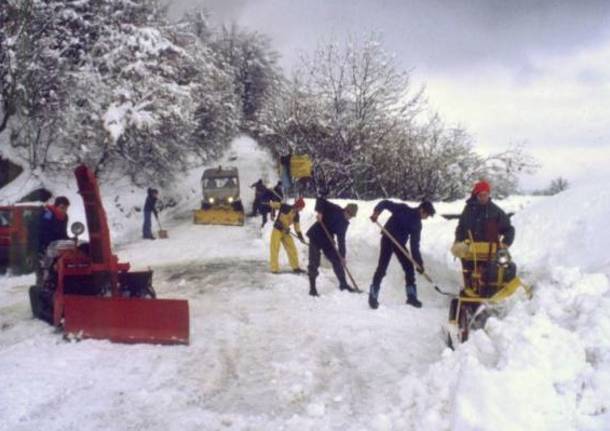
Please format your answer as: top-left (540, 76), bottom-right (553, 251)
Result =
top-left (446, 241), bottom-right (530, 347)
top-left (193, 166), bottom-right (244, 226)
top-left (28, 165), bottom-right (190, 345)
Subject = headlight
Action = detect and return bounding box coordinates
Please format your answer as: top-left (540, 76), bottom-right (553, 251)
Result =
top-left (208, 197), bottom-right (215, 204)
top-left (497, 249), bottom-right (510, 266)
top-left (227, 197), bottom-right (234, 203)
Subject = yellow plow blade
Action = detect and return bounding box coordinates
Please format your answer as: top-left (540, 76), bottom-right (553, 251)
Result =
top-left (193, 208), bottom-right (244, 226)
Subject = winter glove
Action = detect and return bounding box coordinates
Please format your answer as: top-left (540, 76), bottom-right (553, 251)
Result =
top-left (416, 265), bottom-right (424, 274)
top-left (370, 212), bottom-right (380, 223)
top-left (297, 232), bottom-right (305, 242)
top-left (451, 241), bottom-right (469, 259)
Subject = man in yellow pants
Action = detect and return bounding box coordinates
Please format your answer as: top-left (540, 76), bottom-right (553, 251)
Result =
top-left (269, 198), bottom-right (306, 274)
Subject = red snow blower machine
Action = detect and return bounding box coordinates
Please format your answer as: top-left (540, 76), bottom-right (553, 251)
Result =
top-left (29, 165), bottom-right (189, 345)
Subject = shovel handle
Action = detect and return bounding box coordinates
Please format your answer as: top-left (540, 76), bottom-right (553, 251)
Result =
top-left (374, 221), bottom-right (433, 284)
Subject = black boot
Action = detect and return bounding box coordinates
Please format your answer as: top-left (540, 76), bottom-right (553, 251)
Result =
top-left (368, 284), bottom-right (380, 309)
top-left (309, 276), bottom-right (319, 297)
top-left (406, 284), bottom-right (422, 308)
top-left (339, 284), bottom-right (357, 293)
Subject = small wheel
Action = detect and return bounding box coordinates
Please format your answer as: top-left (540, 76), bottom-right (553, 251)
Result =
top-left (458, 303), bottom-right (476, 343)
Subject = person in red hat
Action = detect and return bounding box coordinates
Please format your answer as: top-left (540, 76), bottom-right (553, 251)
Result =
top-left (267, 197), bottom-right (306, 274)
top-left (455, 180), bottom-right (514, 247)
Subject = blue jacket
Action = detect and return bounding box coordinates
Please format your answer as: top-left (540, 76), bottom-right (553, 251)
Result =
top-left (374, 200), bottom-right (423, 267)
top-left (38, 205), bottom-right (69, 253)
top-left (306, 198), bottom-right (349, 258)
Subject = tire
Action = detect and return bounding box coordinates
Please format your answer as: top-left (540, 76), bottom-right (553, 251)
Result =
top-left (458, 302), bottom-right (476, 343)
top-left (29, 285), bottom-right (54, 324)
top-left (458, 303), bottom-right (489, 343)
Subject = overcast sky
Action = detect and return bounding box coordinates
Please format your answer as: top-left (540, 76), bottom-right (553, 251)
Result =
top-left (168, 0), bottom-right (610, 189)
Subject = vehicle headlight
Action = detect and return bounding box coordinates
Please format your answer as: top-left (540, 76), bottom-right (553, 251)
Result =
top-left (227, 197), bottom-right (234, 203)
top-left (208, 197), bottom-right (215, 204)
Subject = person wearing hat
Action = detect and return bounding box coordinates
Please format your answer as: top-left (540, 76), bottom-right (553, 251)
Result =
top-left (306, 198), bottom-right (359, 296)
top-left (36, 196), bottom-right (71, 288)
top-left (453, 180), bottom-right (515, 295)
top-left (268, 197), bottom-right (306, 274)
top-left (368, 200), bottom-right (435, 309)
top-left (454, 180), bottom-right (514, 247)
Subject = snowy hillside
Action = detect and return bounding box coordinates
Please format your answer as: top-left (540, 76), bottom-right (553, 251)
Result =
top-left (1, 138), bottom-right (609, 430)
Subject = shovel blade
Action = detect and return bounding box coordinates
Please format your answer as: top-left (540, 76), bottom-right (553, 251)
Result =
top-left (63, 295), bottom-right (189, 345)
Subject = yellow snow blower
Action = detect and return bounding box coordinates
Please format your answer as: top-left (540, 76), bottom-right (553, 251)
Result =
top-left (193, 166), bottom-right (245, 226)
top-left (445, 240), bottom-right (531, 347)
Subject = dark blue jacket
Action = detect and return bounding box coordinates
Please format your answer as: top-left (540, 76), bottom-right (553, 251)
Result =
top-left (38, 205), bottom-right (69, 253)
top-left (455, 197), bottom-right (514, 246)
top-left (144, 189), bottom-right (158, 216)
top-left (306, 198), bottom-right (349, 257)
top-left (374, 200), bottom-right (423, 267)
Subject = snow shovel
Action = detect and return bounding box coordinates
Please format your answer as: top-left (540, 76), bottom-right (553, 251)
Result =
top-left (374, 221), bottom-right (449, 295)
top-left (320, 220), bottom-right (362, 293)
top-left (156, 217), bottom-right (168, 239)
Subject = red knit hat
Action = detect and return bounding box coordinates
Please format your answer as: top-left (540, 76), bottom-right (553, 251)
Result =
top-left (472, 181), bottom-right (491, 196)
top-left (294, 197), bottom-right (305, 209)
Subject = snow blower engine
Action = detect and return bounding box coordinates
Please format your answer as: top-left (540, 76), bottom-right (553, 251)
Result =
top-left (29, 165), bottom-right (189, 345)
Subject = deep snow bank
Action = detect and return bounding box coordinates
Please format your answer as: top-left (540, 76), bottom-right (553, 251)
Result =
top-left (433, 183), bottom-right (610, 431)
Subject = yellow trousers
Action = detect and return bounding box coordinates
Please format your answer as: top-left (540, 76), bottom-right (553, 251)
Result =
top-left (270, 228), bottom-right (299, 272)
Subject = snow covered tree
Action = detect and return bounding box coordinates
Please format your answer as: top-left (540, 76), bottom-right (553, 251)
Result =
top-left (260, 34), bottom-right (538, 200)
top-left (211, 24), bottom-right (283, 132)
top-left (1, 0), bottom-right (241, 186)
top-left (259, 35), bottom-right (426, 198)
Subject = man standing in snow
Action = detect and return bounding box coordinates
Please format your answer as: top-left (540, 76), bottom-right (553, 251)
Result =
top-left (142, 188), bottom-right (159, 240)
top-left (38, 196), bottom-right (70, 254)
top-left (268, 197), bottom-right (306, 274)
top-left (368, 200), bottom-right (435, 309)
top-left (249, 179), bottom-right (266, 217)
top-left (453, 181), bottom-right (515, 293)
top-left (454, 181), bottom-right (514, 248)
top-left (306, 198), bottom-right (359, 296)
top-left (37, 196), bottom-right (70, 286)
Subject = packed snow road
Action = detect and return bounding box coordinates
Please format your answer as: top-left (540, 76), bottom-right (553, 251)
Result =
top-left (0, 213), bottom-right (452, 431)
top-left (3, 137), bottom-right (610, 430)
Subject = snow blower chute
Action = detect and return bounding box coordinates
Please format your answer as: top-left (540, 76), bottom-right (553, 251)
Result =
top-left (193, 166), bottom-right (244, 226)
top-left (446, 240), bottom-right (530, 347)
top-left (29, 165), bottom-right (189, 345)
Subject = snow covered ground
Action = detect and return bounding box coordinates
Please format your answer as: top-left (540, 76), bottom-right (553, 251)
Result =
top-left (1, 137), bottom-right (609, 430)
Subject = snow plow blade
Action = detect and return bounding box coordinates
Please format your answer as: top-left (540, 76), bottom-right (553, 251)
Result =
top-left (193, 208), bottom-right (244, 226)
top-left (63, 295), bottom-right (189, 345)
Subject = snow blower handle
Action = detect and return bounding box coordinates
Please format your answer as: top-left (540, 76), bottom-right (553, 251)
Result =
top-left (374, 221), bottom-right (435, 284)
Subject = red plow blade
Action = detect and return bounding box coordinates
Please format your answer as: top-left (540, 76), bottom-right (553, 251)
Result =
top-left (63, 295), bottom-right (189, 345)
